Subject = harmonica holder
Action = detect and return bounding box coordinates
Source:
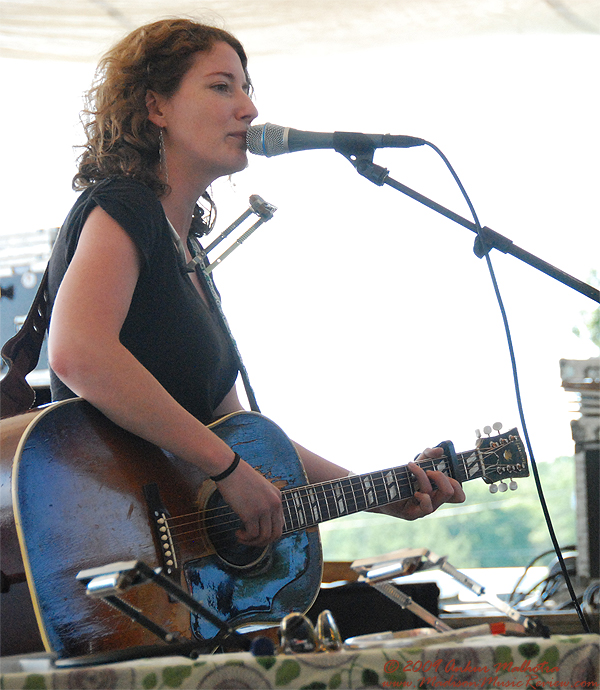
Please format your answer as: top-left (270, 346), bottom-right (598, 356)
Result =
top-left (351, 548), bottom-right (549, 637)
top-left (187, 194), bottom-right (277, 274)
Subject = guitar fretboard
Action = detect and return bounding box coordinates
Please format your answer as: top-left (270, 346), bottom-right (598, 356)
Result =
top-left (281, 450), bottom-right (482, 535)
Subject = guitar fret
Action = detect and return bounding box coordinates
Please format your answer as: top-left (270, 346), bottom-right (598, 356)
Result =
top-left (282, 494), bottom-right (299, 532)
top-left (297, 486), bottom-right (319, 527)
top-left (290, 492), bottom-right (305, 531)
top-left (307, 486), bottom-right (322, 524)
top-left (334, 480), bottom-right (348, 516)
top-left (322, 479), bottom-right (352, 518)
top-left (387, 469), bottom-right (400, 501)
top-left (348, 475), bottom-right (368, 512)
top-left (458, 449), bottom-right (482, 483)
top-left (371, 471), bottom-right (391, 506)
top-left (344, 478), bottom-right (358, 514)
top-left (316, 483), bottom-right (332, 521)
top-left (294, 491), bottom-right (307, 527)
top-left (320, 481), bottom-right (339, 520)
top-left (361, 474), bottom-right (375, 508)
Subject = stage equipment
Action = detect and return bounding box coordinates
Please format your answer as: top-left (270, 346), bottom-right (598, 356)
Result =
top-left (279, 610), bottom-right (343, 653)
top-left (279, 613), bottom-right (321, 654)
top-left (70, 559), bottom-right (253, 663)
top-left (351, 548), bottom-right (550, 637)
top-left (247, 125), bottom-right (598, 303)
top-left (344, 621), bottom-right (526, 650)
top-left (187, 194), bottom-right (277, 274)
top-left (247, 123), bottom-right (425, 156)
top-left (248, 127), bottom-right (596, 634)
top-left (315, 609), bottom-right (344, 650)
top-left (183, 193), bottom-right (276, 413)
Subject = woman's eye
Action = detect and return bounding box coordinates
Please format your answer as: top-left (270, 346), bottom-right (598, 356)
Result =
top-left (212, 83), bottom-right (230, 93)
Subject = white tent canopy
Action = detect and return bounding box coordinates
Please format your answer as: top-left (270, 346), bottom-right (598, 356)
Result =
top-left (2, 0), bottom-right (599, 62)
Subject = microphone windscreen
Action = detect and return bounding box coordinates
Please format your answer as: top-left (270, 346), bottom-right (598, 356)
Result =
top-left (246, 124), bottom-right (288, 157)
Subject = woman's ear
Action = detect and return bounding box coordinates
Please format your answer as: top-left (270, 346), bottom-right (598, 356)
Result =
top-left (146, 90), bottom-right (167, 128)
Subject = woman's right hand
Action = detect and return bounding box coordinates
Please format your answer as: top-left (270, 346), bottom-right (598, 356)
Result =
top-left (214, 458), bottom-right (284, 547)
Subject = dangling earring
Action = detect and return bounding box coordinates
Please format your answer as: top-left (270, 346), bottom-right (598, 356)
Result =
top-left (159, 128), bottom-right (169, 184)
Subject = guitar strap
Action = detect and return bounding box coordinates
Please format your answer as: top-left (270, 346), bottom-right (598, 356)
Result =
top-left (0, 265), bottom-right (50, 418)
top-left (186, 231), bottom-right (261, 413)
top-left (0, 216), bottom-right (261, 419)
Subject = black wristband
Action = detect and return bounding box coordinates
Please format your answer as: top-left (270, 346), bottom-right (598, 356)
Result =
top-left (210, 452), bottom-right (241, 482)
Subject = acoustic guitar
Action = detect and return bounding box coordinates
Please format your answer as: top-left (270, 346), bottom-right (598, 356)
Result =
top-left (0, 398), bottom-right (529, 659)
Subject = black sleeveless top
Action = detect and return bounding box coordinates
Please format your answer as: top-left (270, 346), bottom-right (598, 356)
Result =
top-left (47, 177), bottom-right (239, 425)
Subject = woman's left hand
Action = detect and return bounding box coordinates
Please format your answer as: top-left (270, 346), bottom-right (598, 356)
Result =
top-left (379, 446), bottom-right (466, 521)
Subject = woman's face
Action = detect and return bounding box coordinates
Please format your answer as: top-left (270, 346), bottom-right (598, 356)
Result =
top-left (150, 41), bottom-right (259, 186)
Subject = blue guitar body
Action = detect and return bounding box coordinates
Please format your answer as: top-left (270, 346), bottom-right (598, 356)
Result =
top-left (3, 399), bottom-right (322, 658)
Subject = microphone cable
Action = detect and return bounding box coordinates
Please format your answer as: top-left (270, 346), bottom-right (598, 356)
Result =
top-left (416, 139), bottom-right (590, 633)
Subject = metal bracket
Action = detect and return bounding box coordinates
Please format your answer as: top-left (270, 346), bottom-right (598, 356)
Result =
top-left (76, 560), bottom-right (252, 655)
top-left (351, 548), bottom-right (550, 637)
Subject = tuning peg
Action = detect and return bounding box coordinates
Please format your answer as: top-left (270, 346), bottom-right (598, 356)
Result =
top-left (492, 422), bottom-right (503, 432)
top-left (498, 481), bottom-right (508, 493)
top-left (509, 480), bottom-right (518, 491)
top-left (489, 484), bottom-right (498, 494)
top-left (475, 429), bottom-right (481, 439)
top-left (483, 425), bottom-right (492, 436)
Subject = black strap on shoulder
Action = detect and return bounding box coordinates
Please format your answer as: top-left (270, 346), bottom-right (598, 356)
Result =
top-left (1, 267), bottom-right (50, 418)
top-left (187, 233), bottom-right (260, 413)
top-left (0, 224), bottom-right (261, 419)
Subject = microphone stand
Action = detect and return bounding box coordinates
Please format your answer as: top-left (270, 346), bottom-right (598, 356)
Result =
top-left (333, 143), bottom-right (595, 634)
top-left (338, 146), bottom-right (599, 304)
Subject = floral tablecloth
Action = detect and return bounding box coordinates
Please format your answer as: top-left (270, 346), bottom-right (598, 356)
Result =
top-left (0, 634), bottom-right (598, 689)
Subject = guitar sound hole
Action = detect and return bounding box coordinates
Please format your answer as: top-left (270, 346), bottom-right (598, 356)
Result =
top-left (205, 490), bottom-right (268, 569)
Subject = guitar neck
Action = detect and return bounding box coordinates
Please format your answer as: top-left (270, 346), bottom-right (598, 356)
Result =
top-left (281, 448), bottom-right (480, 535)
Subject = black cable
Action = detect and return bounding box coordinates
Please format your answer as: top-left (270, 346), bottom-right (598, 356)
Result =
top-left (509, 545), bottom-right (577, 604)
top-left (420, 141), bottom-right (590, 634)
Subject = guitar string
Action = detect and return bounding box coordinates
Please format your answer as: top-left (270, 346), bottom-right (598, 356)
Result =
top-left (164, 446), bottom-right (480, 532)
top-left (165, 441), bottom-right (516, 546)
top-left (165, 453), bottom-right (461, 527)
top-left (163, 448), bottom-right (492, 543)
top-left (170, 471), bottom-right (475, 548)
top-left (164, 457), bottom-right (441, 531)
top-left (161, 448), bottom-right (502, 547)
top-left (163, 468), bottom-right (433, 547)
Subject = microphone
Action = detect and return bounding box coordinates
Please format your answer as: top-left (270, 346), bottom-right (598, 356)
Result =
top-left (246, 123), bottom-right (425, 158)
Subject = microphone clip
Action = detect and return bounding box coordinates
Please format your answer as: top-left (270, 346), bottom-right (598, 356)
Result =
top-left (332, 132), bottom-right (390, 186)
top-left (353, 158), bottom-right (390, 186)
top-left (332, 131), bottom-right (377, 159)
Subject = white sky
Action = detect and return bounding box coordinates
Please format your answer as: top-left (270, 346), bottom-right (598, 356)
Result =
top-left (2, 32), bottom-right (599, 480)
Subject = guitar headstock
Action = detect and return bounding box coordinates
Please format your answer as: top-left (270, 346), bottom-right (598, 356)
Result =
top-left (475, 424), bottom-right (529, 492)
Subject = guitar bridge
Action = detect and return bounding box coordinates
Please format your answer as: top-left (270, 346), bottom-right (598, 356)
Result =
top-left (143, 483), bottom-right (180, 580)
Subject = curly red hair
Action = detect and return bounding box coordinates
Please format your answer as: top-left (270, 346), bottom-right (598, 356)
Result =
top-left (73, 18), bottom-right (250, 196)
